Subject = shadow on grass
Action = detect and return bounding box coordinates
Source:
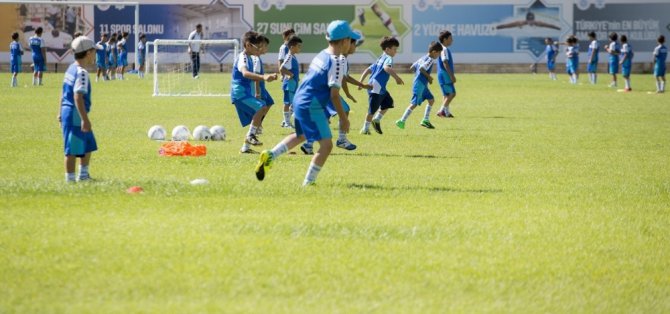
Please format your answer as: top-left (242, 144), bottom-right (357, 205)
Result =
top-left (346, 183), bottom-right (502, 193)
top-left (331, 152), bottom-right (457, 159)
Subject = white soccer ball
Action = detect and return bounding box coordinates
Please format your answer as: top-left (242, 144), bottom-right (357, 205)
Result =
top-left (171, 125), bottom-right (191, 141)
top-left (192, 125), bottom-right (212, 141)
top-left (147, 125), bottom-right (167, 140)
top-left (210, 125), bottom-right (226, 141)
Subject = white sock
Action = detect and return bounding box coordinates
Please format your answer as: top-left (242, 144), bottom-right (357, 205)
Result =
top-left (423, 105), bottom-right (432, 120)
top-left (283, 111), bottom-right (291, 123)
top-left (661, 81), bottom-right (665, 91)
top-left (270, 142), bottom-right (288, 159)
top-left (247, 126), bottom-right (258, 137)
top-left (303, 162), bottom-right (322, 186)
top-left (304, 140), bottom-right (314, 147)
top-left (78, 165), bottom-right (89, 179)
top-left (65, 172), bottom-right (76, 182)
top-left (363, 121), bottom-right (371, 130)
top-left (625, 78), bottom-right (630, 89)
top-left (656, 81), bottom-right (661, 91)
top-left (11, 77), bottom-right (16, 87)
top-left (400, 108), bottom-right (412, 122)
top-left (38, 77), bottom-right (42, 85)
top-left (373, 112), bottom-right (384, 121)
top-left (241, 142), bottom-right (250, 151)
top-left (444, 106), bottom-right (451, 115)
top-left (32, 77), bottom-right (36, 85)
top-left (338, 129), bottom-right (347, 141)
top-left (593, 74), bottom-right (597, 84)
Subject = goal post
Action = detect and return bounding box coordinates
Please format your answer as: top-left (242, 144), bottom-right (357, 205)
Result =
top-left (152, 38), bottom-right (239, 97)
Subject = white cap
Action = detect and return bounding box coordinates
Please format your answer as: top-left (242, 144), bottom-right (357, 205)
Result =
top-left (71, 36), bottom-right (96, 53)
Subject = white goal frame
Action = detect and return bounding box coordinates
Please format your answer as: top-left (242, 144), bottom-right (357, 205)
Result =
top-left (152, 38), bottom-right (239, 97)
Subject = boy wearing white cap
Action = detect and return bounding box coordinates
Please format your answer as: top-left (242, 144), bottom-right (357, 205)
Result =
top-left (255, 20), bottom-right (360, 186)
top-left (58, 36), bottom-right (98, 182)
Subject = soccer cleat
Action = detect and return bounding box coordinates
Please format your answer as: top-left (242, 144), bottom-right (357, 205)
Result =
top-left (336, 139), bottom-right (357, 151)
top-left (436, 110), bottom-right (447, 118)
top-left (446, 113), bottom-right (455, 118)
top-left (280, 121), bottom-right (294, 128)
top-left (78, 175), bottom-right (93, 182)
top-left (360, 128), bottom-right (371, 135)
top-left (255, 150), bottom-right (273, 181)
top-left (624, 88), bottom-right (632, 92)
top-left (245, 134), bottom-right (262, 146)
top-left (240, 147), bottom-right (258, 154)
top-left (371, 119), bottom-right (383, 134)
top-left (300, 144), bottom-right (314, 155)
top-left (420, 119), bottom-right (435, 129)
top-left (395, 120), bottom-right (405, 129)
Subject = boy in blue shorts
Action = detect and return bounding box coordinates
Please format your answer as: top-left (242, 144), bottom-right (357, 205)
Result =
top-left (359, 36), bottom-right (404, 134)
top-left (95, 33), bottom-right (108, 82)
top-left (604, 32), bottom-right (620, 88)
top-left (280, 35), bottom-right (303, 131)
top-left (232, 31), bottom-right (277, 154)
top-left (116, 32), bottom-right (129, 80)
top-left (436, 30), bottom-right (457, 118)
top-left (620, 35), bottom-right (634, 92)
top-left (107, 33), bottom-right (117, 80)
top-left (10, 32), bottom-right (23, 87)
top-left (255, 20), bottom-right (359, 186)
top-left (396, 41), bottom-right (442, 130)
top-left (544, 37), bottom-right (558, 80)
top-left (251, 34), bottom-right (275, 137)
top-left (278, 28), bottom-right (296, 128)
top-left (653, 35), bottom-right (667, 93)
top-left (565, 35), bottom-right (579, 84)
top-left (29, 27), bottom-right (46, 86)
top-left (137, 34), bottom-right (147, 79)
top-left (59, 36), bottom-right (98, 182)
top-left (586, 31), bottom-right (599, 84)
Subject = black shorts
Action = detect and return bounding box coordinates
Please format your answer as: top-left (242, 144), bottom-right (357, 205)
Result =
top-left (368, 92), bottom-right (394, 114)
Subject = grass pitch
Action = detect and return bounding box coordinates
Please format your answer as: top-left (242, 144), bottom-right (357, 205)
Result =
top-left (1, 71), bottom-right (669, 312)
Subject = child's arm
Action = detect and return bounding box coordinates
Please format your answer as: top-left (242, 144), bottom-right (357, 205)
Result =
top-left (242, 68), bottom-right (276, 82)
top-left (279, 65), bottom-right (293, 79)
top-left (384, 65), bottom-right (404, 85)
top-left (358, 66), bottom-right (372, 89)
top-left (419, 67), bottom-right (433, 84)
top-left (345, 74), bottom-right (371, 90)
top-left (442, 59), bottom-right (456, 84)
top-left (74, 93), bottom-right (91, 132)
top-left (329, 87), bottom-right (349, 133)
top-left (342, 80), bottom-right (356, 103)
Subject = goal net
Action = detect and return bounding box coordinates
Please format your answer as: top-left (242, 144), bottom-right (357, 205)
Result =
top-left (152, 39), bottom-right (239, 97)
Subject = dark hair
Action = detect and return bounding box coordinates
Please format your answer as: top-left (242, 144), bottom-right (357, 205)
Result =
top-left (242, 31), bottom-right (259, 46)
top-left (287, 35), bottom-right (302, 48)
top-left (258, 34), bottom-right (270, 44)
top-left (35, 27), bottom-right (43, 35)
top-left (609, 32), bottom-right (618, 41)
top-left (428, 41), bottom-right (443, 53)
top-left (196, 24), bottom-right (202, 29)
top-left (139, 33), bottom-right (146, 39)
top-left (380, 36), bottom-right (399, 50)
top-left (620, 35), bottom-right (628, 43)
top-left (101, 32), bottom-right (108, 38)
top-left (438, 30), bottom-right (452, 43)
top-left (74, 50), bottom-right (89, 60)
top-left (659, 35), bottom-right (666, 44)
top-left (282, 28), bottom-right (296, 38)
top-left (588, 31), bottom-right (596, 39)
top-left (110, 33), bottom-right (117, 39)
top-left (73, 31), bottom-right (82, 38)
top-left (122, 31), bottom-right (129, 38)
top-left (11, 32), bottom-right (19, 40)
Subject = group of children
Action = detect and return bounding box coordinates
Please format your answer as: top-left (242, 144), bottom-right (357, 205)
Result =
top-left (9, 27), bottom-right (47, 87)
top-left (544, 32), bottom-right (667, 93)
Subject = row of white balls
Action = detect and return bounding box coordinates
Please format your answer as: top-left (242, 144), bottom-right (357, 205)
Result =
top-left (148, 125), bottom-right (226, 141)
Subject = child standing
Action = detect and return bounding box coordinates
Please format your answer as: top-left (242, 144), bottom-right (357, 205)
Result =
top-left (620, 35), bottom-right (634, 92)
top-left (255, 20), bottom-right (359, 186)
top-left (359, 36), bottom-right (404, 134)
top-left (10, 32), bottom-right (23, 87)
top-left (59, 36), bottom-right (98, 182)
top-left (137, 34), bottom-right (147, 79)
top-left (653, 35), bottom-right (667, 93)
top-left (107, 33), bottom-right (117, 80)
top-left (280, 35), bottom-right (303, 133)
top-left (436, 30), bottom-right (456, 118)
top-left (586, 31), bottom-right (599, 84)
top-left (278, 28), bottom-right (296, 128)
top-left (396, 41), bottom-right (442, 130)
top-left (604, 32), bottom-right (620, 88)
top-left (251, 34), bottom-right (274, 138)
top-left (29, 27), bottom-right (46, 86)
top-left (116, 32), bottom-right (129, 80)
top-left (566, 35), bottom-right (579, 84)
top-left (95, 33), bottom-right (108, 82)
top-left (544, 37), bottom-right (558, 80)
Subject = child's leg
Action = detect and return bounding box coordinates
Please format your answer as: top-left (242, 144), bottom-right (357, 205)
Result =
top-left (439, 93), bottom-right (456, 116)
top-left (624, 74), bottom-right (631, 90)
top-left (661, 76), bottom-right (666, 92)
top-left (399, 104), bottom-right (417, 123)
top-left (65, 155), bottom-right (77, 182)
top-left (11, 72), bottom-right (17, 87)
top-left (78, 153), bottom-right (92, 180)
top-left (423, 98), bottom-right (435, 121)
top-left (304, 139), bottom-right (333, 186)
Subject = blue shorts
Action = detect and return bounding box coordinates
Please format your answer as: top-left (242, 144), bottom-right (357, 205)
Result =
top-left (547, 60), bottom-right (555, 71)
top-left (33, 59), bottom-right (45, 72)
top-left (96, 60), bottom-right (107, 70)
top-left (61, 106), bottom-right (97, 156)
top-left (411, 85), bottom-right (434, 106)
top-left (138, 56), bottom-right (145, 67)
top-left (368, 92), bottom-right (394, 115)
top-left (283, 89), bottom-right (295, 105)
top-left (326, 96), bottom-right (350, 117)
top-left (232, 96), bottom-right (266, 127)
top-left (10, 61), bottom-right (20, 73)
top-left (440, 83), bottom-right (456, 96)
top-left (294, 100), bottom-right (332, 142)
top-left (654, 64), bottom-right (666, 77)
top-left (119, 54), bottom-right (128, 67)
top-left (622, 66), bottom-right (631, 77)
top-left (109, 58), bottom-right (117, 68)
top-left (262, 89), bottom-right (274, 106)
top-left (587, 62), bottom-right (597, 73)
top-left (609, 62), bottom-right (619, 74)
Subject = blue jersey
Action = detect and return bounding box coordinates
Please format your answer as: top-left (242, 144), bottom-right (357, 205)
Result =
top-left (654, 44), bottom-right (667, 67)
top-left (545, 44), bottom-right (558, 62)
top-left (411, 54), bottom-right (435, 91)
top-left (621, 43), bottom-right (633, 68)
top-left (277, 43), bottom-right (289, 63)
top-left (588, 40), bottom-right (599, 63)
top-left (29, 35), bottom-right (44, 61)
top-left (95, 41), bottom-right (107, 62)
top-left (437, 45), bottom-right (455, 85)
top-left (117, 38), bottom-right (127, 56)
top-left (61, 63), bottom-right (92, 124)
top-left (567, 45), bottom-right (579, 64)
top-left (137, 41), bottom-right (145, 59)
top-left (251, 55), bottom-right (268, 93)
top-left (293, 49), bottom-right (345, 111)
top-left (10, 41), bottom-right (22, 62)
top-left (231, 51), bottom-right (254, 101)
top-left (368, 53), bottom-right (393, 94)
top-left (608, 41), bottom-right (620, 64)
top-left (281, 52), bottom-right (300, 91)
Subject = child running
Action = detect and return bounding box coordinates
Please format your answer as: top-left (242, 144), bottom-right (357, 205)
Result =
top-left (396, 41), bottom-right (442, 129)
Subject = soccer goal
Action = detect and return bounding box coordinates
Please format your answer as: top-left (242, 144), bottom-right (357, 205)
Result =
top-left (152, 39), bottom-right (239, 97)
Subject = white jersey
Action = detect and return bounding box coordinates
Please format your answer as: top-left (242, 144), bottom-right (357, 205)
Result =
top-left (188, 30), bottom-right (203, 52)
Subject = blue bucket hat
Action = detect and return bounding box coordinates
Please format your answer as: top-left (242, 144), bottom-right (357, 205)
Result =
top-left (326, 20), bottom-right (362, 41)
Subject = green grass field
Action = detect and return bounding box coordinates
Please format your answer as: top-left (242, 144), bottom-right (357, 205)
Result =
top-left (1, 71), bottom-right (669, 312)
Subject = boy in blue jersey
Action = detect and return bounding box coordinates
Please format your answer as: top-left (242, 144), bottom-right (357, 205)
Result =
top-left (619, 35), bottom-right (634, 92)
top-left (544, 37), bottom-right (558, 80)
top-left (116, 32), bottom-right (129, 80)
top-left (586, 32), bottom-right (599, 84)
top-left (565, 35), bottom-right (579, 84)
top-left (278, 28), bottom-right (296, 128)
top-left (653, 35), bottom-right (667, 93)
top-left (10, 32), bottom-right (23, 87)
top-left (250, 34), bottom-right (274, 139)
top-left (358, 36), bottom-right (404, 134)
top-left (107, 33), bottom-right (117, 80)
top-left (232, 31), bottom-right (277, 154)
top-left (29, 27), bottom-right (47, 86)
top-left (280, 35), bottom-right (303, 132)
top-left (604, 32), bottom-right (620, 88)
top-left (58, 36), bottom-right (98, 182)
top-left (255, 20), bottom-right (360, 186)
top-left (396, 41), bottom-right (442, 130)
top-left (436, 30), bottom-right (456, 118)
top-left (95, 33), bottom-right (108, 82)
top-left (137, 34), bottom-right (147, 79)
